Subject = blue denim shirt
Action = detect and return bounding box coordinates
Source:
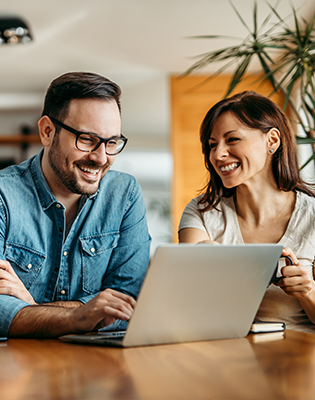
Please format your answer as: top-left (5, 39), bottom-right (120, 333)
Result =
top-left (0, 151), bottom-right (151, 336)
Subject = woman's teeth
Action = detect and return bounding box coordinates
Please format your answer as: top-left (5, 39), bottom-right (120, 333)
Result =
top-left (220, 163), bottom-right (239, 172)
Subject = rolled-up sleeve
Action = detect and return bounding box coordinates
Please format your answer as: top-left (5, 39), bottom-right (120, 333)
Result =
top-left (0, 196), bottom-right (31, 336)
top-left (0, 295), bottom-right (30, 336)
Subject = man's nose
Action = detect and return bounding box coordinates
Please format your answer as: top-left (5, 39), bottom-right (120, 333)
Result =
top-left (88, 142), bottom-right (108, 165)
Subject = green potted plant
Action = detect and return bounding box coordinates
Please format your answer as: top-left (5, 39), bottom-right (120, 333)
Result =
top-left (183, 1), bottom-right (315, 169)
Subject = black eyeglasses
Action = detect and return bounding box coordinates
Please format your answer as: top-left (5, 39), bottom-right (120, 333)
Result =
top-left (49, 116), bottom-right (128, 155)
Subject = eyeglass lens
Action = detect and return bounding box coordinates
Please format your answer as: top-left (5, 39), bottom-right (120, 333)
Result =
top-left (77, 133), bottom-right (125, 155)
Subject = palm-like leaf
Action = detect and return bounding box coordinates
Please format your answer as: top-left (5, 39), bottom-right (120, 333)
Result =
top-left (184, 1), bottom-right (315, 170)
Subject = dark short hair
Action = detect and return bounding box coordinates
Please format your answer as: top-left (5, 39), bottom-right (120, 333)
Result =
top-left (199, 91), bottom-right (315, 211)
top-left (41, 72), bottom-right (121, 122)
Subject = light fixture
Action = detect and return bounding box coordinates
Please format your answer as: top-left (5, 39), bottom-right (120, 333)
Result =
top-left (0, 16), bottom-right (32, 45)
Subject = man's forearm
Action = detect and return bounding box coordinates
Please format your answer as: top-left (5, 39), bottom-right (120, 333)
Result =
top-left (8, 289), bottom-right (135, 338)
top-left (41, 301), bottom-right (83, 308)
top-left (9, 305), bottom-right (77, 338)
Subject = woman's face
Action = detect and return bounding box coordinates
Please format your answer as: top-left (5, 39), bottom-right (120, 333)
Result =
top-left (209, 111), bottom-right (272, 189)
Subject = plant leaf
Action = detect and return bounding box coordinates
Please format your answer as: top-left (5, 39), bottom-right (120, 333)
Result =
top-left (229, 0), bottom-right (253, 36)
top-left (296, 136), bottom-right (315, 145)
top-left (300, 152), bottom-right (315, 170)
top-left (225, 55), bottom-right (252, 97)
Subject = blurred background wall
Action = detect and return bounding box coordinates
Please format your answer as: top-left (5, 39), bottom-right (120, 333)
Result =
top-left (0, 0), bottom-right (314, 254)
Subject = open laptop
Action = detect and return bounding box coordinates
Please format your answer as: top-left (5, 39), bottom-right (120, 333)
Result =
top-left (60, 243), bottom-right (283, 347)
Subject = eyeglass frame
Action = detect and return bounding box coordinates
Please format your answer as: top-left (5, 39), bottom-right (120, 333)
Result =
top-left (48, 116), bottom-right (128, 155)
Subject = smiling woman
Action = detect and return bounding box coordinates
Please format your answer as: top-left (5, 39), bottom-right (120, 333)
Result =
top-left (208, 112), bottom-right (274, 190)
top-left (178, 91), bottom-right (315, 334)
top-left (197, 91), bottom-right (310, 210)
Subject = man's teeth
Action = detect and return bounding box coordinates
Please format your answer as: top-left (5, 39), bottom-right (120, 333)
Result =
top-left (80, 166), bottom-right (99, 175)
top-left (220, 163), bottom-right (239, 172)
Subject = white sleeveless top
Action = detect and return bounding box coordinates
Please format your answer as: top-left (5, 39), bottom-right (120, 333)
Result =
top-left (179, 191), bottom-right (315, 333)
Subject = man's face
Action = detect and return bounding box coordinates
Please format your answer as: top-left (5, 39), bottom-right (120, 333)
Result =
top-left (48, 98), bottom-right (121, 196)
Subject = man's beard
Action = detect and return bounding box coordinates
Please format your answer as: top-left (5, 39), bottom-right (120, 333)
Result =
top-left (48, 133), bottom-right (110, 195)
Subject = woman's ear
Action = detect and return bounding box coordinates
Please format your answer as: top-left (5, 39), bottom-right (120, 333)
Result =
top-left (267, 127), bottom-right (281, 153)
top-left (38, 116), bottom-right (55, 147)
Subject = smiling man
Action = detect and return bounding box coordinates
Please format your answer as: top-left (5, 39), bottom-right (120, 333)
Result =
top-left (0, 72), bottom-right (151, 337)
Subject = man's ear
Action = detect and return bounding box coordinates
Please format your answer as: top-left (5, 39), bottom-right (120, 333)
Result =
top-left (267, 127), bottom-right (281, 153)
top-left (38, 116), bottom-right (55, 147)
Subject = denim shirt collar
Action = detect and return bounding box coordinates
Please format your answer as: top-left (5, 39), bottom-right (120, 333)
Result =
top-left (30, 149), bottom-right (99, 211)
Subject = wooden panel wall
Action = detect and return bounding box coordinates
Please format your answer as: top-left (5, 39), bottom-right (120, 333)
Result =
top-left (171, 74), bottom-right (283, 241)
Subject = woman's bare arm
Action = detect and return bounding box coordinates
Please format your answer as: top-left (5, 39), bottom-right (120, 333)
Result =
top-left (179, 228), bottom-right (210, 243)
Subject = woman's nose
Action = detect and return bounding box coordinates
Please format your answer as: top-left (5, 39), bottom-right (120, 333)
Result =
top-left (212, 143), bottom-right (228, 160)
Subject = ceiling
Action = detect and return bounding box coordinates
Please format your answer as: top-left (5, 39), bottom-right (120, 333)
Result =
top-left (0, 0), bottom-right (313, 91)
top-left (0, 0), bottom-right (314, 138)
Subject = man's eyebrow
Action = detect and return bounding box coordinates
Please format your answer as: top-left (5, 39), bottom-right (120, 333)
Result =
top-left (209, 130), bottom-right (238, 140)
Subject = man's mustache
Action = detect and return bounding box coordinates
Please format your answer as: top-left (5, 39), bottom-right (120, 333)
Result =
top-left (75, 159), bottom-right (110, 171)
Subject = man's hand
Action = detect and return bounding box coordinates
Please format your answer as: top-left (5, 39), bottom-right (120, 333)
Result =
top-left (9, 288), bottom-right (136, 337)
top-left (0, 260), bottom-right (36, 304)
top-left (72, 289), bottom-right (136, 332)
top-left (276, 247), bottom-right (313, 298)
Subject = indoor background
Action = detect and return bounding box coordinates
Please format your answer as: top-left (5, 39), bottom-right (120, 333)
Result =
top-left (0, 0), bottom-right (314, 254)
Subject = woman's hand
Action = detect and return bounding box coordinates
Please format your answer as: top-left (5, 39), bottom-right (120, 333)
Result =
top-left (275, 247), bottom-right (314, 298)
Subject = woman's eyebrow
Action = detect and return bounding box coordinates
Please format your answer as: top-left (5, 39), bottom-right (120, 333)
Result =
top-left (209, 130), bottom-right (238, 140)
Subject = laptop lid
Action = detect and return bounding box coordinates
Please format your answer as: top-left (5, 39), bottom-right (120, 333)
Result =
top-left (61, 243), bottom-right (283, 347)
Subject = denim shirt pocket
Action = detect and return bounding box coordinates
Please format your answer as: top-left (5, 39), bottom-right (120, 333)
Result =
top-left (80, 233), bottom-right (120, 294)
top-left (5, 243), bottom-right (45, 290)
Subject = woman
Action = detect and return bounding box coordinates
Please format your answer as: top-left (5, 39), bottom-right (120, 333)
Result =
top-left (179, 91), bottom-right (315, 333)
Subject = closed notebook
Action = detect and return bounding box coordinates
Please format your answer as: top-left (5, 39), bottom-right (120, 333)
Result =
top-left (250, 321), bottom-right (285, 333)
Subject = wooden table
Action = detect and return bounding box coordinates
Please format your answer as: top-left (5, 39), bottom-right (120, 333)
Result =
top-left (1, 330), bottom-right (314, 400)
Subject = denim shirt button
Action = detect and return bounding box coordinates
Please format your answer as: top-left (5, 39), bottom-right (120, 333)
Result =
top-left (56, 204), bottom-right (61, 208)
top-left (90, 247), bottom-right (95, 253)
top-left (26, 264), bottom-right (32, 269)
top-left (60, 289), bottom-right (66, 295)
top-left (63, 251), bottom-right (67, 256)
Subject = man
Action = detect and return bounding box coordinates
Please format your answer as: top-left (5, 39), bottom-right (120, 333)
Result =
top-left (0, 72), bottom-right (151, 337)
